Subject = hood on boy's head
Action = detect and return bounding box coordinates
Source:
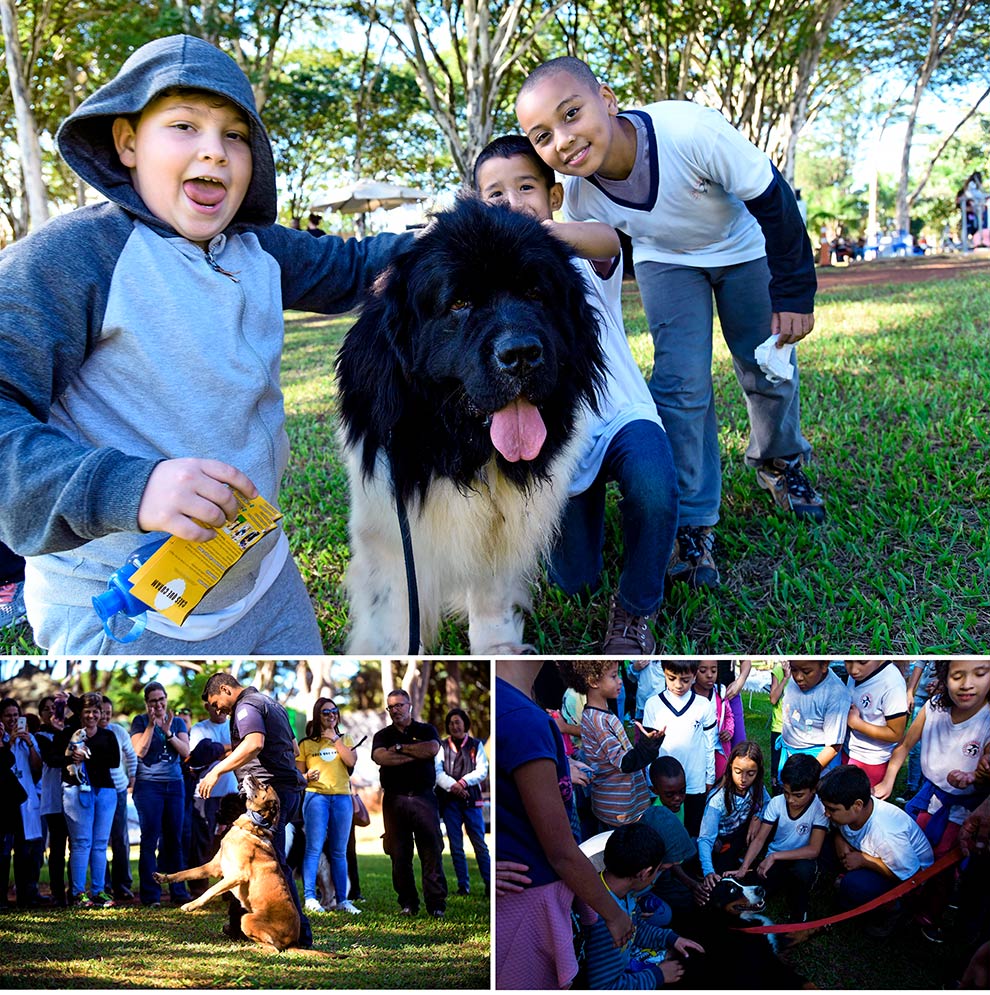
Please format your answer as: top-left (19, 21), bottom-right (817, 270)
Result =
top-left (55, 34), bottom-right (276, 230)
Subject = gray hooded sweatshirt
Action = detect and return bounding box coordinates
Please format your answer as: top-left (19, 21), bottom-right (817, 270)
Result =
top-left (0, 34), bottom-right (405, 650)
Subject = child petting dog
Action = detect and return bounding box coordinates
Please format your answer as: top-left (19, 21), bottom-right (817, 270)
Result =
top-left (725, 753), bottom-right (828, 922)
top-left (579, 823), bottom-right (705, 988)
top-left (496, 659), bottom-right (985, 989)
top-left (473, 135), bottom-right (679, 656)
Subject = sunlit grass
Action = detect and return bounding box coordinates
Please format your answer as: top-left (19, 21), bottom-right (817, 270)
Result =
top-left (3, 271), bottom-right (988, 655)
top-left (3, 852), bottom-right (489, 989)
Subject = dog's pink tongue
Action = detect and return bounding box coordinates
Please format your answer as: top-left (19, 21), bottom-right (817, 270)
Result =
top-left (183, 179), bottom-right (225, 206)
top-left (490, 398), bottom-right (547, 462)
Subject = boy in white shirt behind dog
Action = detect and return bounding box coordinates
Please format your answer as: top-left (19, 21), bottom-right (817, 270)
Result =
top-left (473, 135), bottom-right (679, 656)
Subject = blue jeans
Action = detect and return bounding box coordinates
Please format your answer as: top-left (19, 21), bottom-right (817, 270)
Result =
top-left (547, 419), bottom-right (679, 616)
top-left (62, 785), bottom-right (116, 898)
top-left (301, 792), bottom-right (352, 903)
top-left (837, 867), bottom-right (896, 910)
top-left (637, 256), bottom-right (811, 526)
top-left (441, 800), bottom-right (490, 893)
top-left (133, 777), bottom-right (189, 904)
top-left (106, 787), bottom-right (132, 892)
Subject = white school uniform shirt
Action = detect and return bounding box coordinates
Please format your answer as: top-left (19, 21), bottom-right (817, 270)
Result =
top-left (568, 257), bottom-right (663, 496)
top-left (643, 689), bottom-right (717, 793)
top-left (762, 793), bottom-right (828, 855)
top-left (920, 701), bottom-right (990, 825)
top-left (781, 670), bottom-right (849, 751)
top-left (837, 797), bottom-right (933, 880)
top-left (845, 662), bottom-right (909, 765)
top-left (562, 102), bottom-right (772, 269)
top-left (4, 732), bottom-right (42, 840)
top-left (189, 718), bottom-right (238, 797)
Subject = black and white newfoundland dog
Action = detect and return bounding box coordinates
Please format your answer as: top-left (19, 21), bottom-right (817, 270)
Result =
top-left (336, 196), bottom-right (607, 654)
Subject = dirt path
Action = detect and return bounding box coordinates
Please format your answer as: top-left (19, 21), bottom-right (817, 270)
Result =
top-left (816, 250), bottom-right (990, 289)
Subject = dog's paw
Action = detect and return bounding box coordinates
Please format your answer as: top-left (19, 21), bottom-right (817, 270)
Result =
top-left (152, 872), bottom-right (170, 885)
top-left (484, 642), bottom-right (537, 655)
top-left (179, 900), bottom-right (204, 913)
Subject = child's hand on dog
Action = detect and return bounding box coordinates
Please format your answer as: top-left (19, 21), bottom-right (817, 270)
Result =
top-left (720, 867), bottom-right (748, 880)
top-left (660, 959), bottom-right (685, 983)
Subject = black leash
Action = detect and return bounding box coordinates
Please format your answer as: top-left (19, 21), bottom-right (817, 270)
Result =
top-left (391, 457), bottom-right (420, 655)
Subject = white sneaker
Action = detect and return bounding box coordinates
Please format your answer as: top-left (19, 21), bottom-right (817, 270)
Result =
top-left (336, 899), bottom-right (361, 915)
top-left (304, 897), bottom-right (325, 913)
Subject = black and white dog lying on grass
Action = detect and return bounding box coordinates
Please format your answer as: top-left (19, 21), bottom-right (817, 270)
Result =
top-left (678, 877), bottom-right (814, 989)
top-left (336, 197), bottom-right (607, 654)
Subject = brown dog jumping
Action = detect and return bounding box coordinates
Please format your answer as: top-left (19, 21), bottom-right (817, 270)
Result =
top-left (154, 773), bottom-right (300, 951)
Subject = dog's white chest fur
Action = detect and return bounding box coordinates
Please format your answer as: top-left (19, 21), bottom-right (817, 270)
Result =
top-left (343, 434), bottom-right (580, 654)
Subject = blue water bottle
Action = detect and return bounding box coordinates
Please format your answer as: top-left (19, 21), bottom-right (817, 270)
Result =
top-left (92, 535), bottom-right (169, 643)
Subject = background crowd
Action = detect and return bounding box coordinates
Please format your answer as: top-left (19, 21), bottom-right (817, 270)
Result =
top-left (0, 680), bottom-right (490, 922)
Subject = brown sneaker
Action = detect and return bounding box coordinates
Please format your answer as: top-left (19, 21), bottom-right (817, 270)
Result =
top-left (756, 456), bottom-right (825, 522)
top-left (602, 598), bottom-right (656, 655)
top-left (667, 525), bottom-right (720, 589)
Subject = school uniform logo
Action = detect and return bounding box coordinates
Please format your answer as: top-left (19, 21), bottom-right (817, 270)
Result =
top-left (318, 748), bottom-right (339, 763)
top-left (859, 693), bottom-right (873, 710)
top-left (963, 740), bottom-right (981, 758)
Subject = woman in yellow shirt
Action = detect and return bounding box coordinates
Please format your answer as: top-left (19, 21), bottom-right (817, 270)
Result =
top-left (296, 697), bottom-right (358, 914)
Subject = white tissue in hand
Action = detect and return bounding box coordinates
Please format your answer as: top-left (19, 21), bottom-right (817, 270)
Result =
top-left (754, 334), bottom-right (795, 383)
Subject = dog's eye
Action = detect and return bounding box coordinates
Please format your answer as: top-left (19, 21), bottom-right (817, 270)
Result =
top-left (524, 289), bottom-right (541, 303)
top-left (449, 299), bottom-right (470, 312)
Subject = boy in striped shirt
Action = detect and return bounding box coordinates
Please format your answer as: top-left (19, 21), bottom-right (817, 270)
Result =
top-left (559, 661), bottom-right (664, 829)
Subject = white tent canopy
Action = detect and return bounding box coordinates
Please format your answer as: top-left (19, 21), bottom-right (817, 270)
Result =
top-left (312, 179), bottom-right (430, 215)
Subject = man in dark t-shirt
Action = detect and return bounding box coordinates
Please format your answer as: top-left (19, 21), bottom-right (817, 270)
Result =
top-left (199, 672), bottom-right (312, 947)
top-left (371, 688), bottom-right (448, 916)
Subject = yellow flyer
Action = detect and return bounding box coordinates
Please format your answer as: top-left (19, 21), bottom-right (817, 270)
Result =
top-left (127, 493), bottom-right (282, 625)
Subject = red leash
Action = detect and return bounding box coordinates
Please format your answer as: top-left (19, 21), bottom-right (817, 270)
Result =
top-left (732, 846), bottom-right (963, 934)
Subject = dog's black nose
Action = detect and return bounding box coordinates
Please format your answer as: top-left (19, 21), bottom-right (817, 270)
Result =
top-left (494, 332), bottom-right (544, 375)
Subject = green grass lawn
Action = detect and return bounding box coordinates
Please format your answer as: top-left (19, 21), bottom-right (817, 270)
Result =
top-left (2, 851), bottom-right (489, 989)
top-left (3, 268), bottom-right (989, 654)
top-left (736, 689), bottom-right (973, 990)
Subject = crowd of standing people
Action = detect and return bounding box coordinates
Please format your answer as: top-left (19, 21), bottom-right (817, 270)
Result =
top-left (1, 676), bottom-right (490, 940)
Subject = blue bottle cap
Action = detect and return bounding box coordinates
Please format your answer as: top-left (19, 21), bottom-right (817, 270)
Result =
top-left (92, 587), bottom-right (149, 643)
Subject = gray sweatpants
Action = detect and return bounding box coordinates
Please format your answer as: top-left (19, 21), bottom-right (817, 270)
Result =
top-left (38, 552), bottom-right (324, 655)
top-left (636, 255), bottom-right (811, 527)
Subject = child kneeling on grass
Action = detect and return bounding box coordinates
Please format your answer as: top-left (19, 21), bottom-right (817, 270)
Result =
top-left (818, 764), bottom-right (933, 934)
top-left (581, 823), bottom-right (705, 989)
top-left (697, 741), bottom-right (770, 889)
top-left (473, 134), bottom-right (679, 655)
top-left (724, 753), bottom-right (828, 922)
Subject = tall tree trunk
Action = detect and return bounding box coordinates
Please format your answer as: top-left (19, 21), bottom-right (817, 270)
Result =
top-left (0, 0), bottom-right (49, 231)
top-left (894, 0), bottom-right (977, 236)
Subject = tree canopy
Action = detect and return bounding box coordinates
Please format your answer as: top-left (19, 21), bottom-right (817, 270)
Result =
top-left (1, 0), bottom-right (986, 242)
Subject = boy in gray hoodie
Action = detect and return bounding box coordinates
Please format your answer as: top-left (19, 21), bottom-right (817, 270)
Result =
top-left (0, 35), bottom-right (407, 655)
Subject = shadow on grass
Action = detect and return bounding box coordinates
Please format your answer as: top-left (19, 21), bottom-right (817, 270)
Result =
top-left (3, 854), bottom-right (489, 989)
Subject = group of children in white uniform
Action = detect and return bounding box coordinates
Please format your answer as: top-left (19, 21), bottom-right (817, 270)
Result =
top-left (566, 658), bottom-right (986, 927)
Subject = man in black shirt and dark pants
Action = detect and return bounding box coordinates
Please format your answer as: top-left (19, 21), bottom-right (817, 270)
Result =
top-left (372, 688), bottom-right (448, 917)
top-left (198, 673), bottom-right (312, 948)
